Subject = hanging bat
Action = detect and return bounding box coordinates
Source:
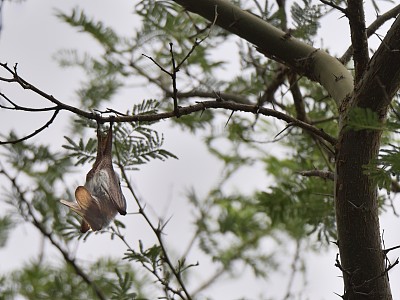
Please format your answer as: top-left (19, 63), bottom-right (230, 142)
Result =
top-left (60, 121), bottom-right (127, 233)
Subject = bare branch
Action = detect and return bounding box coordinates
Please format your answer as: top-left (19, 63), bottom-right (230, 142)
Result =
top-left (172, 0), bottom-right (354, 106)
top-left (177, 5), bottom-right (218, 70)
top-left (0, 63), bottom-right (337, 146)
top-left (383, 244), bottom-right (400, 254)
top-left (340, 4), bottom-right (400, 64)
top-left (115, 155), bottom-right (193, 300)
top-left (0, 92), bottom-right (58, 112)
top-left (320, 0), bottom-right (347, 14)
top-left (141, 54), bottom-right (172, 76)
top-left (297, 170), bottom-right (334, 181)
top-left (167, 90), bottom-right (251, 104)
top-left (288, 72), bottom-right (308, 122)
top-left (0, 109), bottom-right (60, 145)
top-left (169, 43), bottom-right (180, 115)
top-left (347, 0), bottom-right (369, 82)
top-left (0, 63), bottom-right (92, 118)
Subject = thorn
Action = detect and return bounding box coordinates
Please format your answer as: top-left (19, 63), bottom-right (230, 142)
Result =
top-left (225, 110), bottom-right (235, 128)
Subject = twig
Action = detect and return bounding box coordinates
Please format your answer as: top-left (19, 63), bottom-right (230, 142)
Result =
top-left (340, 4), bottom-right (400, 64)
top-left (383, 244), bottom-right (400, 254)
top-left (0, 109), bottom-right (60, 145)
top-left (335, 253), bottom-right (351, 276)
top-left (297, 170), bottom-right (334, 181)
top-left (354, 258), bottom-right (399, 289)
top-left (283, 239), bottom-right (302, 300)
top-left (143, 9), bottom-right (217, 117)
top-left (115, 156), bottom-right (193, 300)
top-left (177, 4), bottom-right (218, 70)
top-left (320, 0), bottom-right (347, 14)
top-left (0, 63), bottom-right (337, 146)
top-left (111, 225), bottom-right (186, 299)
top-left (169, 43), bottom-right (180, 116)
top-left (0, 92), bottom-right (58, 112)
top-left (168, 90), bottom-right (251, 104)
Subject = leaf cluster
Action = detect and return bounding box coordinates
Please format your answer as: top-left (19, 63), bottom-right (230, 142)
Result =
top-left (0, 258), bottom-right (147, 300)
top-left (4, 0), bottom-right (399, 299)
top-left (1, 132), bottom-right (74, 234)
top-left (346, 103), bottom-right (400, 199)
top-left (63, 114), bottom-right (177, 170)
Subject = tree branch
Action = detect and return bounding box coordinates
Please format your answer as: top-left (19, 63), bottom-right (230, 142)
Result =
top-left (340, 4), bottom-right (400, 64)
top-left (0, 63), bottom-right (337, 146)
top-left (0, 109), bottom-right (60, 145)
top-left (353, 13), bottom-right (400, 111)
top-left (172, 0), bottom-right (354, 107)
top-left (320, 0), bottom-right (347, 14)
top-left (288, 72), bottom-right (308, 122)
top-left (116, 160), bottom-right (193, 300)
top-left (346, 0), bottom-right (369, 82)
top-left (297, 170), bottom-right (334, 181)
top-left (0, 91), bottom-right (58, 112)
top-left (167, 90), bottom-right (252, 104)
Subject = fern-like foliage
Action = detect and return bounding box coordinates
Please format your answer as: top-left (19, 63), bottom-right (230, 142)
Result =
top-left (291, 0), bottom-right (325, 41)
top-left (56, 8), bottom-right (120, 52)
top-left (63, 100), bottom-right (176, 169)
top-left (0, 258), bottom-right (148, 300)
top-left (347, 107), bottom-right (383, 131)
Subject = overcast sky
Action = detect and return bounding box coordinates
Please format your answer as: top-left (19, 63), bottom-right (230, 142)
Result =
top-left (1, 1), bottom-right (400, 299)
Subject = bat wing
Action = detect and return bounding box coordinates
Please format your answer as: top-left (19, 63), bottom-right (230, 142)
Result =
top-left (60, 196), bottom-right (92, 232)
top-left (75, 186), bottom-right (110, 232)
top-left (60, 199), bottom-right (84, 217)
top-left (105, 171), bottom-right (127, 215)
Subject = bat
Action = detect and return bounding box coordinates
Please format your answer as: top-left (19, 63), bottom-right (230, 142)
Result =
top-left (60, 121), bottom-right (127, 233)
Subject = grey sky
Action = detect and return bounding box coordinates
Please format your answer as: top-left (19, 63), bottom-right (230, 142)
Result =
top-left (1, 1), bottom-right (399, 299)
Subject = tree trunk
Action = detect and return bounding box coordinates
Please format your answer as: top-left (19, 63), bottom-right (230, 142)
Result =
top-left (335, 128), bottom-right (391, 299)
top-left (335, 14), bottom-right (400, 300)
top-left (173, 1), bottom-right (400, 297)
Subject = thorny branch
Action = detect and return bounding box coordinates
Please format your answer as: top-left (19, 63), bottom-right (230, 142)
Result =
top-left (142, 5), bottom-right (218, 117)
top-left (340, 4), bottom-right (400, 64)
top-left (334, 250), bottom-right (399, 298)
top-left (297, 170), bottom-right (334, 181)
top-left (114, 153), bottom-right (193, 300)
top-left (320, 0), bottom-right (347, 14)
top-left (0, 164), bottom-right (107, 300)
top-left (0, 62), bottom-right (337, 146)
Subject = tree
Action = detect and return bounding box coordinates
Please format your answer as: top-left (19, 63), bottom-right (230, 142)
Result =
top-left (1, 0), bottom-right (400, 299)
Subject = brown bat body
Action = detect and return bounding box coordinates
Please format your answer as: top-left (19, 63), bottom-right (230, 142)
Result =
top-left (61, 122), bottom-right (127, 233)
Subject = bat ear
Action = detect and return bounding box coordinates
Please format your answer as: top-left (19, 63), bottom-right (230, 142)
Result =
top-left (75, 186), bottom-right (95, 210)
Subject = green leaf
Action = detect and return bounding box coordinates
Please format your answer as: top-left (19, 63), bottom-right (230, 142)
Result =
top-left (347, 107), bottom-right (382, 131)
